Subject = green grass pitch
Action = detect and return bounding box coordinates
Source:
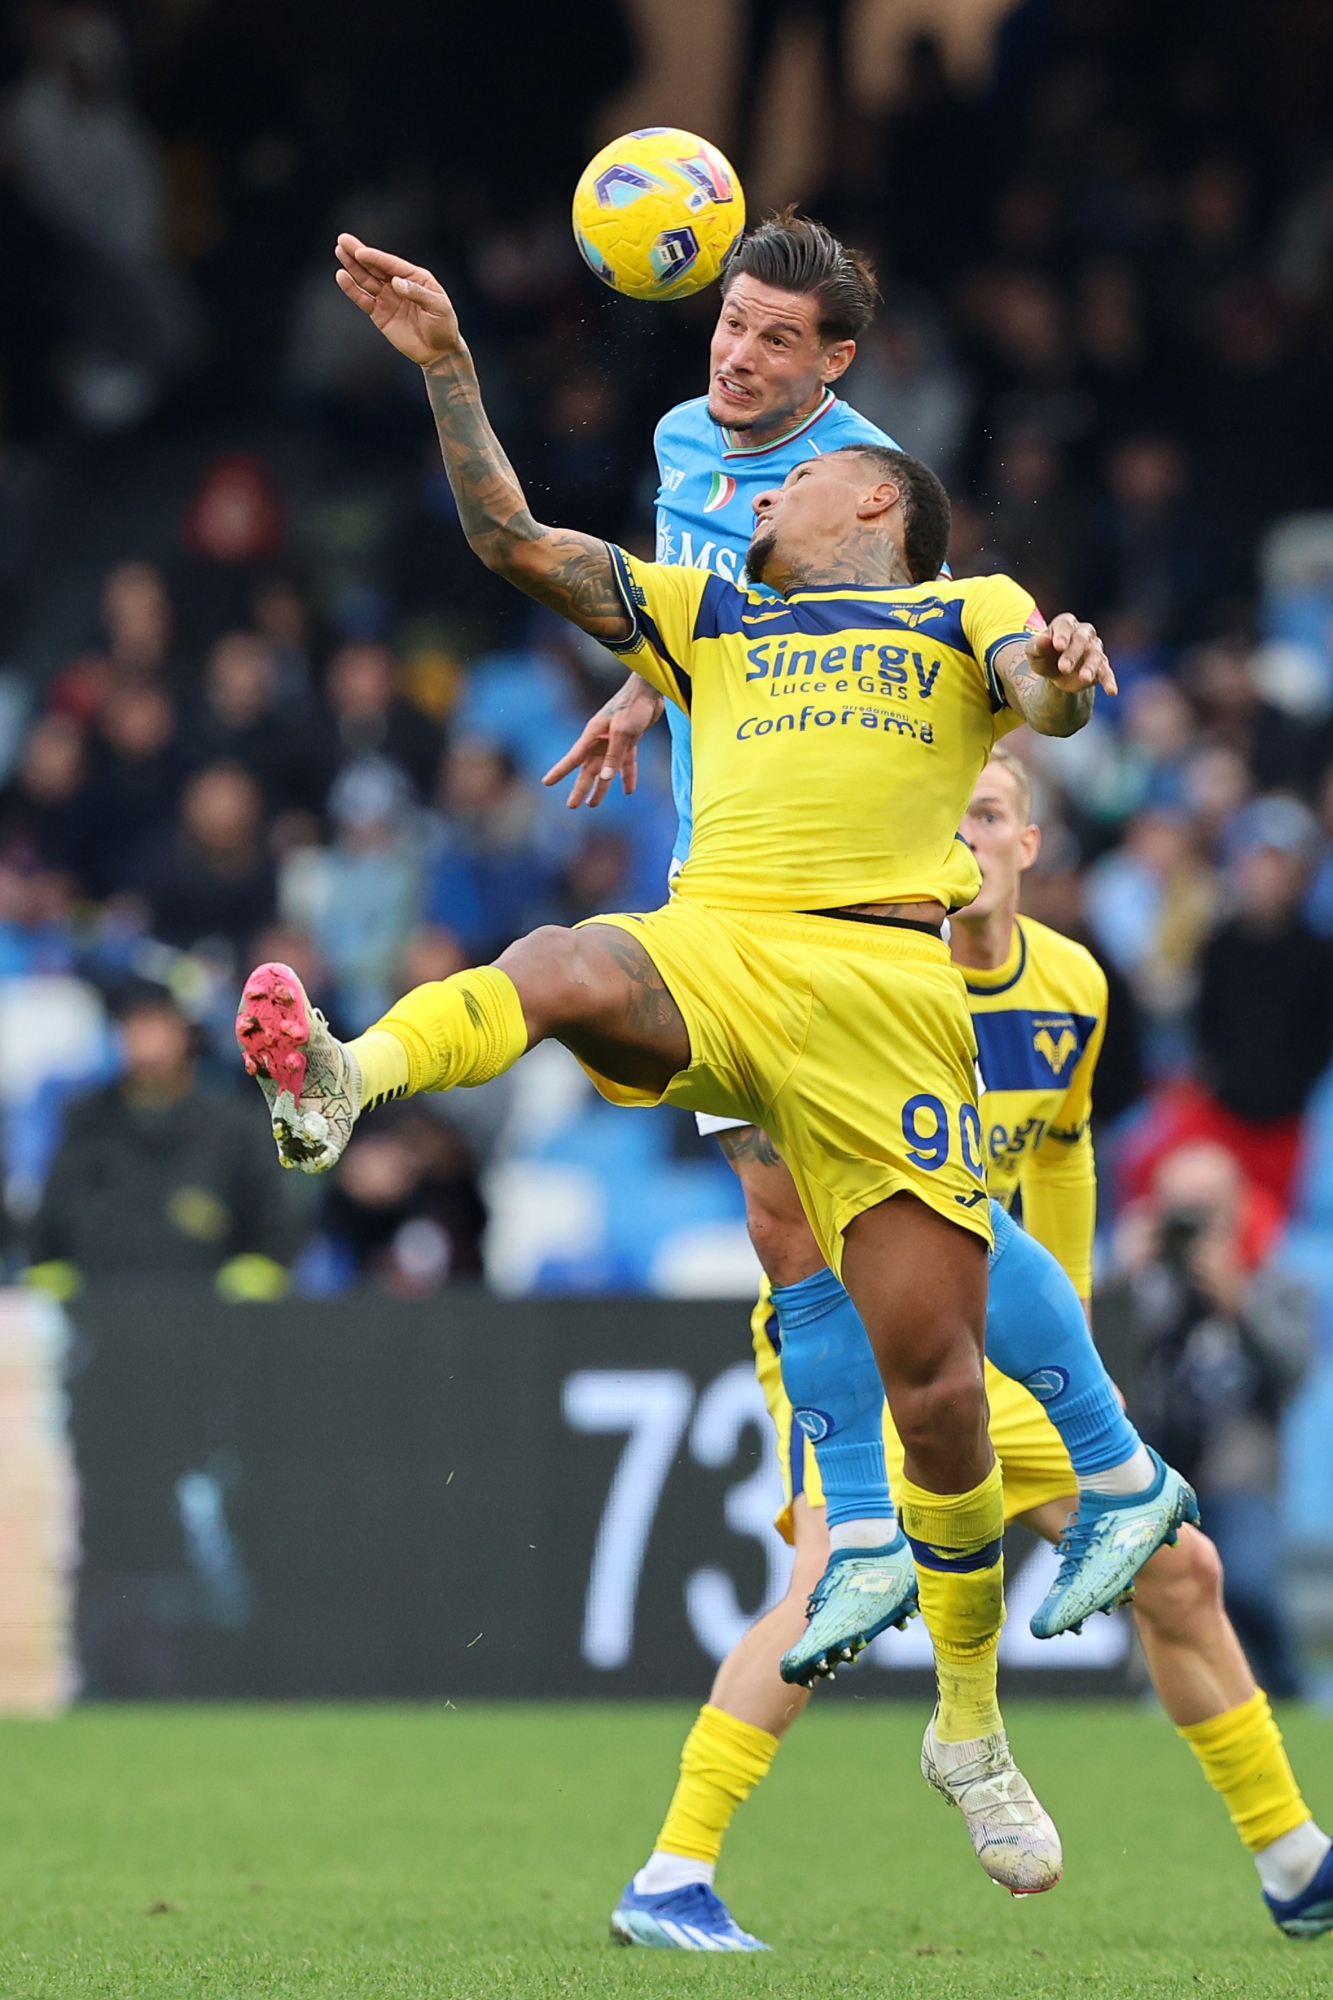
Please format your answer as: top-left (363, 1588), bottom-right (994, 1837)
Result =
top-left (0, 1702), bottom-right (1330, 1997)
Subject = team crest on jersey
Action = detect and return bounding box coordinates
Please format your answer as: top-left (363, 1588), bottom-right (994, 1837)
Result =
top-left (1033, 1023), bottom-right (1079, 1075)
top-left (703, 473), bottom-right (736, 514)
top-left (892, 596), bottom-right (951, 628)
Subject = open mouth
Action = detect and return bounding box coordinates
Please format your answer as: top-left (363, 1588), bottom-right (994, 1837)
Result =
top-left (713, 373), bottom-right (754, 405)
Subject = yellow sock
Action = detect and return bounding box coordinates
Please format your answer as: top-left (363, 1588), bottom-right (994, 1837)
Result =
top-left (346, 1030), bottom-right (410, 1111)
top-left (655, 1704), bottom-right (779, 1863)
top-left (900, 1461), bottom-right (1005, 1743)
top-left (360, 967), bottom-right (529, 1097)
top-left (1178, 1690), bottom-right (1311, 1850)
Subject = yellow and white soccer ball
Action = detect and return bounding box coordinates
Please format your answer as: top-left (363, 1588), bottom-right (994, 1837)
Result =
top-left (572, 128), bottom-right (745, 301)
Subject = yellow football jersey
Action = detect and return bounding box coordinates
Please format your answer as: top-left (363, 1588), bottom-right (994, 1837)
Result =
top-left (966, 915), bottom-right (1108, 1298)
top-left (608, 549), bottom-right (1035, 914)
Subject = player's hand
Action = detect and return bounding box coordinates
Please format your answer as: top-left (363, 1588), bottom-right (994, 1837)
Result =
top-left (542, 674), bottom-right (664, 808)
top-left (1026, 614), bottom-right (1118, 698)
top-left (334, 234), bottom-right (463, 368)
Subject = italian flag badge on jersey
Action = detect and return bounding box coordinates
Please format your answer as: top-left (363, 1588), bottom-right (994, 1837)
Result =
top-left (703, 472), bottom-right (737, 513)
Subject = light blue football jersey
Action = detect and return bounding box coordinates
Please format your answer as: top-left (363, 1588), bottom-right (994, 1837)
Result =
top-left (652, 390), bottom-right (898, 860)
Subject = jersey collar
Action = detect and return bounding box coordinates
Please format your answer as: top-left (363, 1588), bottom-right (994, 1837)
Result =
top-left (962, 920), bottom-right (1027, 996)
top-left (720, 389), bottom-right (837, 458)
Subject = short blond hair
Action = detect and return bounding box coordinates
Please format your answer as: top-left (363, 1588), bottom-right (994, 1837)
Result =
top-left (983, 743), bottom-right (1033, 824)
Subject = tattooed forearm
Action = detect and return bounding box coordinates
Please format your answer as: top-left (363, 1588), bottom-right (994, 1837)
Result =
top-left (716, 1125), bottom-right (783, 1167)
top-left (996, 645), bottom-right (1096, 738)
top-left (423, 352), bottom-right (629, 639)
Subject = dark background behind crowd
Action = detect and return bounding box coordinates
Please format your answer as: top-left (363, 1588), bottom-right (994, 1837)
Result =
top-left (3, 0), bottom-right (1333, 1680)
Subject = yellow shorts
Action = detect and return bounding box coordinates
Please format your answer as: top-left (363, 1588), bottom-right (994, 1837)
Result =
top-left (578, 901), bottom-right (991, 1272)
top-left (751, 1286), bottom-right (1076, 1544)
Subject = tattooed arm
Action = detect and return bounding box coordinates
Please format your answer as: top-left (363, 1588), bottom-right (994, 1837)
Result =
top-left (334, 233), bottom-right (631, 642)
top-left (993, 613), bottom-right (1118, 738)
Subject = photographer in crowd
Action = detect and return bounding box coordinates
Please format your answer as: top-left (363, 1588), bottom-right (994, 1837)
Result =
top-left (1098, 1141), bottom-right (1312, 1696)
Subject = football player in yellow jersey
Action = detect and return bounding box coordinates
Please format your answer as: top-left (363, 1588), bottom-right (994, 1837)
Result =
top-left (237, 232), bottom-right (1123, 1903)
top-left (602, 746), bottom-right (1331, 1950)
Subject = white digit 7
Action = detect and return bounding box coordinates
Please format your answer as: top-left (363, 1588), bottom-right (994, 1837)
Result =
top-left (562, 1370), bottom-right (695, 1670)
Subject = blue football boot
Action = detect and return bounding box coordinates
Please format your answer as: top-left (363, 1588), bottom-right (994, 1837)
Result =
top-left (610, 1880), bottom-right (770, 1950)
top-left (1266, 1844), bottom-right (1333, 1938)
top-left (1030, 1448), bottom-right (1199, 1639)
top-left (779, 1530), bottom-right (918, 1686)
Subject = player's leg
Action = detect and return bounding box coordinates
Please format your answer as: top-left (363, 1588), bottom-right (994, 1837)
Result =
top-left (985, 1202), bottom-right (1199, 1638)
top-left (611, 1496), bottom-right (827, 1950)
top-left (1021, 1497), bottom-right (1333, 1938)
top-left (237, 924), bottom-right (691, 1170)
top-left (713, 1125), bottom-right (916, 1681)
top-left (840, 1192), bottom-right (1062, 1895)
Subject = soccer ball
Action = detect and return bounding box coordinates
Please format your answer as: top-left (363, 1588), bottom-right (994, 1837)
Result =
top-left (572, 128), bottom-right (746, 301)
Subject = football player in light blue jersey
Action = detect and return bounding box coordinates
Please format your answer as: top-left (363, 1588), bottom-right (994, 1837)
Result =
top-left (548, 213), bottom-right (897, 858)
top-left (648, 271), bottom-right (898, 860)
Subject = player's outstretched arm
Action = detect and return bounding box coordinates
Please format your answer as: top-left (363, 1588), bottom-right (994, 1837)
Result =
top-left (994, 614), bottom-right (1117, 737)
top-left (542, 674), bottom-right (665, 807)
top-left (334, 234), bottom-right (631, 643)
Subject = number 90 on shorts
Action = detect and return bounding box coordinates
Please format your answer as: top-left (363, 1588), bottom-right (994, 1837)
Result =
top-left (902, 1092), bottom-right (985, 1179)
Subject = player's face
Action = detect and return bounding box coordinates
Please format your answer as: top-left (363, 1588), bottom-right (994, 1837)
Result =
top-left (747, 454), bottom-right (872, 585)
top-left (708, 277), bottom-right (854, 434)
top-left (957, 763), bottom-right (1041, 919)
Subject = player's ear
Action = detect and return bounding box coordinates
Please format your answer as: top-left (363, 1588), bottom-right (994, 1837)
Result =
top-left (860, 478), bottom-right (902, 521)
top-left (1019, 821), bottom-right (1042, 872)
top-left (822, 339), bottom-right (855, 383)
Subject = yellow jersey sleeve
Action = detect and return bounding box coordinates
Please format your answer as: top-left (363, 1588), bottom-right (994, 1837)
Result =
top-left (1018, 962), bottom-right (1107, 1299)
top-left (606, 546), bottom-right (717, 712)
top-left (959, 573), bottom-right (1042, 733)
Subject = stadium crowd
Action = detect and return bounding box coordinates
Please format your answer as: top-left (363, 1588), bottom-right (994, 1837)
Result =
top-left (0, 0), bottom-right (1332, 1341)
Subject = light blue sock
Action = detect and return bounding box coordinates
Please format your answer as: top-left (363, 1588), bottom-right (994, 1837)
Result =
top-left (984, 1199), bottom-right (1142, 1476)
top-left (769, 1267), bottom-right (895, 1530)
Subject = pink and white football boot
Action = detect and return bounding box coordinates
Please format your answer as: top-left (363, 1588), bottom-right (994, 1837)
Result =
top-left (235, 962), bottom-right (361, 1173)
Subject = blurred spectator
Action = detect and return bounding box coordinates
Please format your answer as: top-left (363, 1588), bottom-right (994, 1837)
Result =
top-left (48, 559), bottom-right (175, 724)
top-left (183, 631), bottom-right (325, 816)
top-left (1101, 1141), bottom-right (1310, 1695)
top-left (840, 299), bottom-right (970, 483)
top-left (132, 763), bottom-right (275, 961)
top-left (425, 738), bottom-right (555, 962)
top-left (251, 575), bottom-right (317, 702)
top-left (324, 641), bottom-right (443, 802)
top-left (986, 429), bottom-right (1082, 612)
top-left (27, 979), bottom-right (292, 1286)
top-left (176, 453), bottom-right (287, 655)
top-left (5, 6), bottom-right (196, 428)
top-left (316, 1103), bottom-right (486, 1295)
top-left (83, 683), bottom-right (184, 893)
top-left (280, 757), bottom-right (422, 1031)
top-left (1081, 438), bottom-right (1219, 647)
top-left (1182, 639), bottom-right (1321, 800)
top-left (1193, 797), bottom-right (1333, 1202)
top-left (0, 714), bottom-right (100, 890)
top-left (1085, 808), bottom-right (1217, 1045)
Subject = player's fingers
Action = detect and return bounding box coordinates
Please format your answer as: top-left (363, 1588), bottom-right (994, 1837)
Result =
top-left (334, 268), bottom-right (379, 314)
top-left (566, 764), bottom-right (598, 808)
top-left (542, 733), bottom-right (602, 786)
top-left (620, 745), bottom-right (639, 796)
top-left (340, 236), bottom-right (432, 285)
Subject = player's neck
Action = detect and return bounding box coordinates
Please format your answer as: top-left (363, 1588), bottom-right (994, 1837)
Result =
top-left (727, 385), bottom-right (831, 449)
top-left (950, 897), bottom-right (1019, 972)
top-left (773, 533), bottom-right (911, 595)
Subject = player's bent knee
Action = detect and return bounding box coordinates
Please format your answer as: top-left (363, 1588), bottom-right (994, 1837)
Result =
top-left (495, 924), bottom-right (601, 1033)
top-left (887, 1365), bottom-right (987, 1460)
